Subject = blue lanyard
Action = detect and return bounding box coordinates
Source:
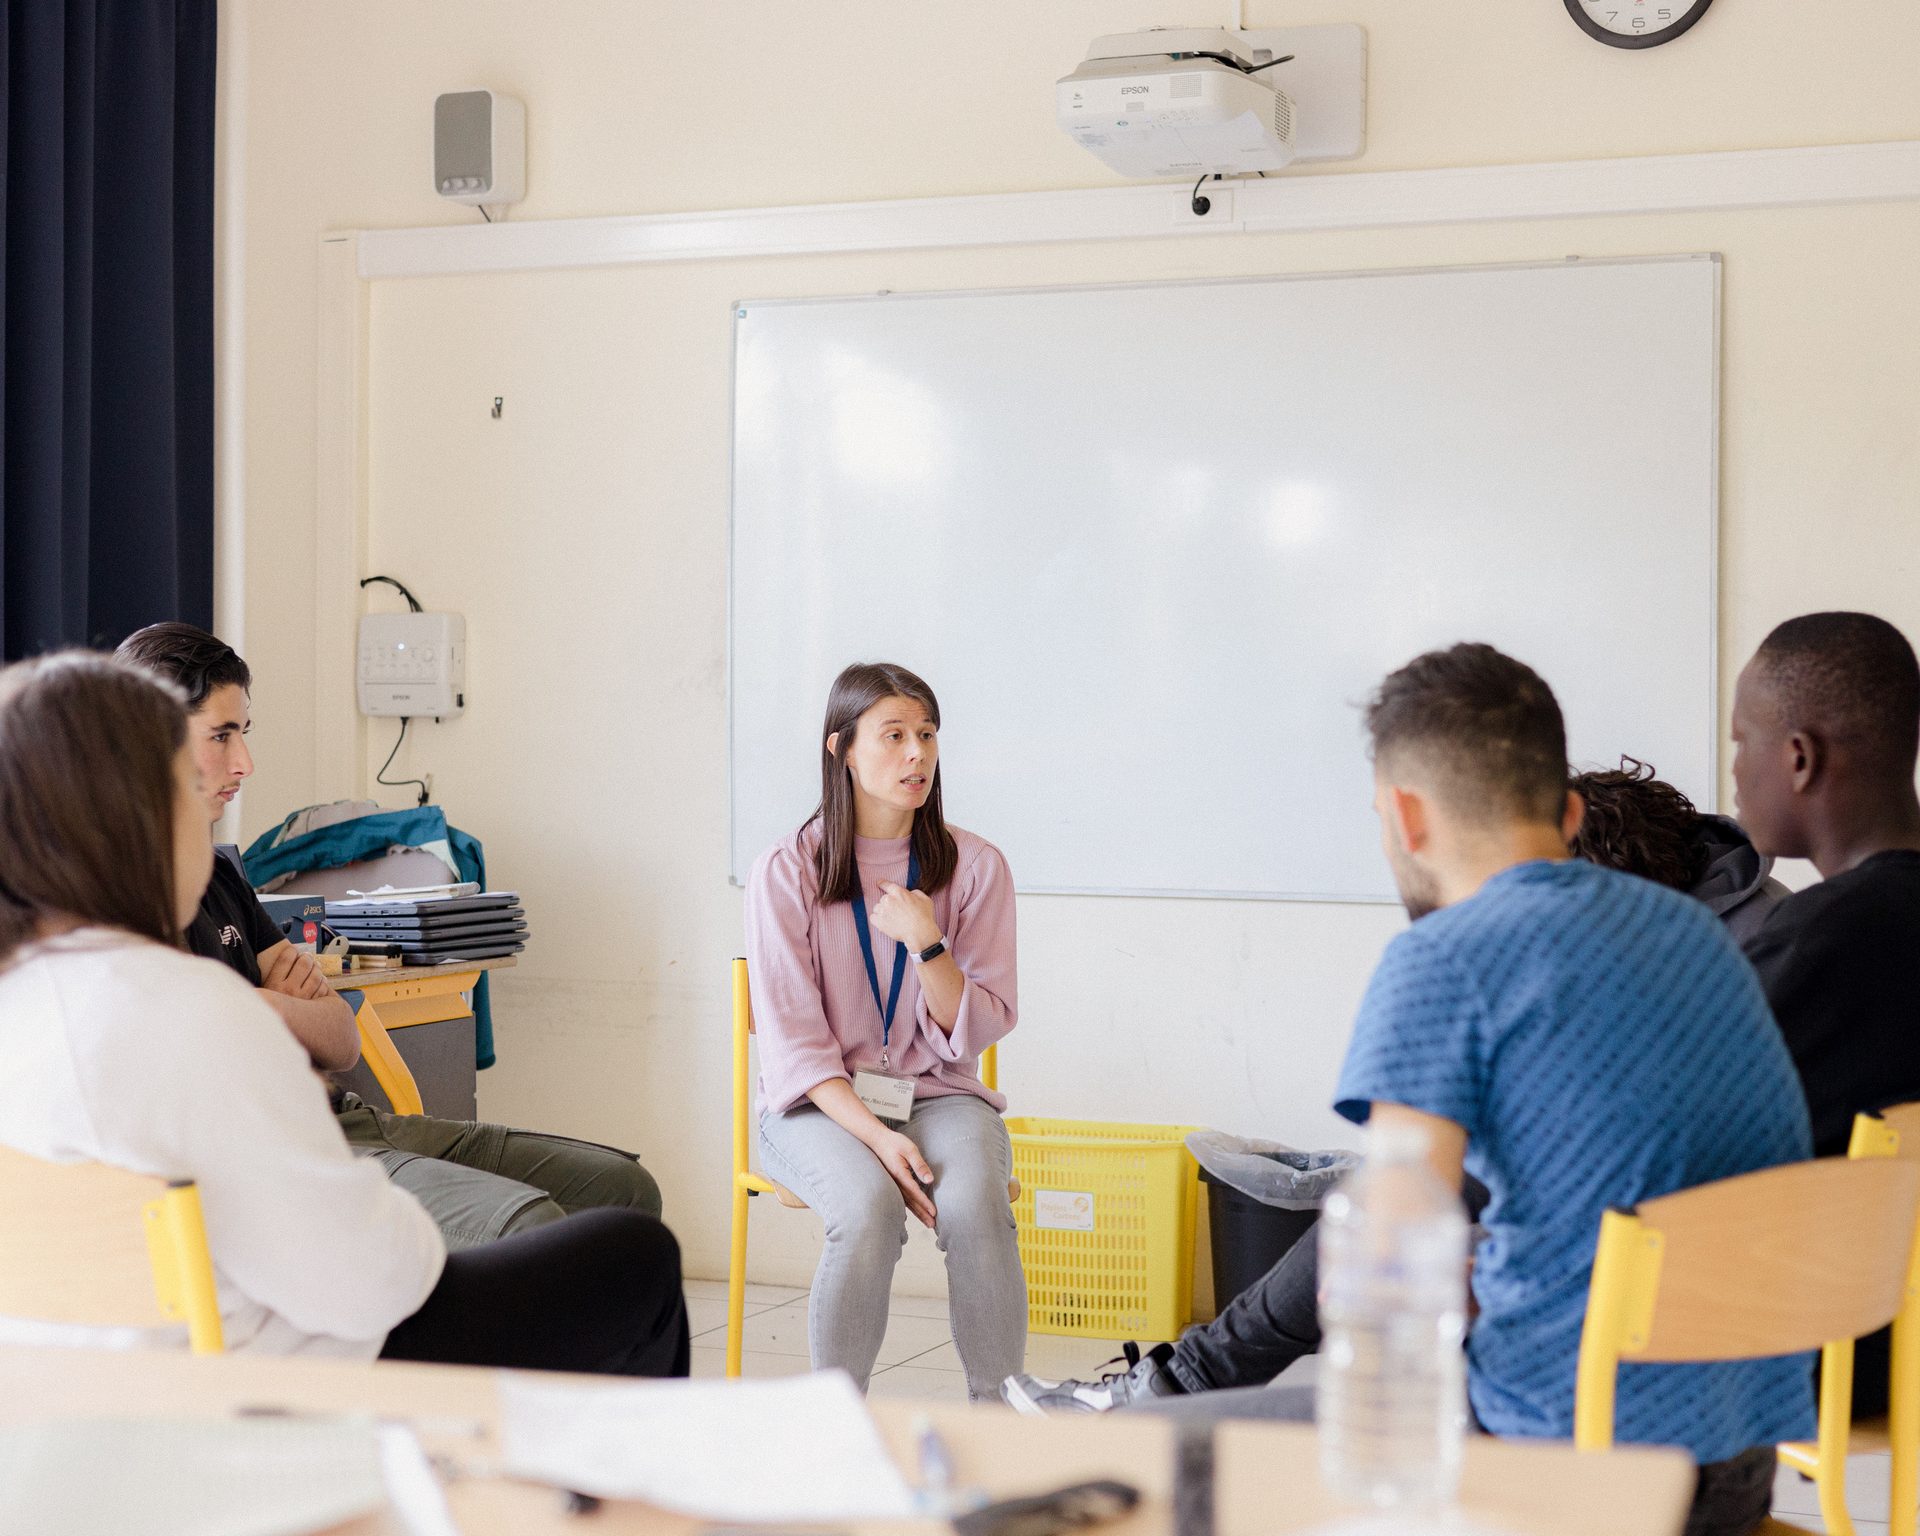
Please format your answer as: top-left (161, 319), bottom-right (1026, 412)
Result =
top-left (851, 848), bottom-right (920, 1063)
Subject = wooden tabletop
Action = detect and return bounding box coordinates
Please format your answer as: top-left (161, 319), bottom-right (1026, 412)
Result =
top-left (326, 955), bottom-right (519, 991)
top-left (0, 1346), bottom-right (1694, 1535)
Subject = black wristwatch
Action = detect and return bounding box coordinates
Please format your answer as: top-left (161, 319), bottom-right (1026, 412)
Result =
top-left (913, 935), bottom-right (947, 964)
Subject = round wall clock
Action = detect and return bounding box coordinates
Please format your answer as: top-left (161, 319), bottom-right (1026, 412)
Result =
top-left (1564, 0), bottom-right (1713, 48)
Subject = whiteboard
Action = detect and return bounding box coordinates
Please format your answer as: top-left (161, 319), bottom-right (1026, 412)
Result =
top-left (729, 255), bottom-right (1719, 901)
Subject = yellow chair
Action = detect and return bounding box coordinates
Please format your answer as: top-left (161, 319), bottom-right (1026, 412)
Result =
top-left (0, 1146), bottom-right (224, 1354)
top-left (726, 956), bottom-right (1004, 1377)
top-left (1776, 1106), bottom-right (1920, 1536)
top-left (1574, 1156), bottom-right (1920, 1536)
top-left (348, 991), bottom-right (426, 1116)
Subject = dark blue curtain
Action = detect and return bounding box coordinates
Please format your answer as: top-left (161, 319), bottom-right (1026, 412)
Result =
top-left (0, 0), bottom-right (216, 659)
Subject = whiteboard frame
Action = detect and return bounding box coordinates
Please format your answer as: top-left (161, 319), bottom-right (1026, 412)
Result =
top-left (727, 252), bottom-right (1721, 900)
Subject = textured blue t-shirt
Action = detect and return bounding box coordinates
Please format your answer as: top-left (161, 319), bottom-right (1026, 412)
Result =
top-left (1334, 859), bottom-right (1815, 1463)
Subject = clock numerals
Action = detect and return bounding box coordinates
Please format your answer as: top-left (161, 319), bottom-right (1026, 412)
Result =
top-left (1567, 0), bottom-right (1711, 48)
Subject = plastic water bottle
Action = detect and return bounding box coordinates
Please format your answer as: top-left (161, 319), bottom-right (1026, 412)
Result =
top-left (1316, 1120), bottom-right (1469, 1511)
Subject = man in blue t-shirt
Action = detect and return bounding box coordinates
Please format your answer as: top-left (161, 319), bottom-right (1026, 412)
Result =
top-left (1008, 643), bottom-right (1813, 1536)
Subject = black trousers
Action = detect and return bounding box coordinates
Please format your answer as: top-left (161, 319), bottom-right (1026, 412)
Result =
top-left (380, 1207), bottom-right (690, 1377)
top-left (1169, 1177), bottom-right (1492, 1395)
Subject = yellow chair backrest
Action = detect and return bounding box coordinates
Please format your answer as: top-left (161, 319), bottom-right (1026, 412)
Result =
top-left (1575, 1156), bottom-right (1920, 1454)
top-left (348, 992), bottom-right (425, 1118)
top-left (0, 1145), bottom-right (224, 1354)
top-left (1821, 1105), bottom-right (1920, 1536)
top-left (1855, 1103), bottom-right (1920, 1164)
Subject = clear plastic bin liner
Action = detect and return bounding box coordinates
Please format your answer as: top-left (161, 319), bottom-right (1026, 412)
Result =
top-left (1184, 1131), bottom-right (1360, 1211)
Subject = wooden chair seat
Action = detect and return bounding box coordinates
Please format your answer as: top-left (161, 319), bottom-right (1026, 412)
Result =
top-left (1846, 1416), bottom-right (1892, 1455)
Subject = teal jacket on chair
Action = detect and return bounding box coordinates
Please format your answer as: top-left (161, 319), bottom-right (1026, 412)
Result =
top-left (242, 806), bottom-right (497, 1069)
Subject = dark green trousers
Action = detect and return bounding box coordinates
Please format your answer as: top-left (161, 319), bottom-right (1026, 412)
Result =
top-left (335, 1094), bottom-right (663, 1251)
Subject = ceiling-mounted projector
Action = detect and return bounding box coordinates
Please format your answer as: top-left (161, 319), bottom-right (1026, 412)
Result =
top-left (1057, 28), bottom-right (1296, 179)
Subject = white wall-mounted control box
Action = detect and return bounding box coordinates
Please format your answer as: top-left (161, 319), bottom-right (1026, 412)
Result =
top-left (434, 89), bottom-right (526, 206)
top-left (358, 612), bottom-right (466, 719)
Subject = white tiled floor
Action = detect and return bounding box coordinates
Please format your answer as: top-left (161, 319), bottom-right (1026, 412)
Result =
top-left (1771, 1449), bottom-right (1894, 1533)
top-left (687, 1279), bottom-right (1898, 1529)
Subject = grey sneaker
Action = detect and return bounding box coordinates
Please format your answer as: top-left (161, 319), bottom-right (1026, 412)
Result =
top-left (1000, 1342), bottom-right (1183, 1416)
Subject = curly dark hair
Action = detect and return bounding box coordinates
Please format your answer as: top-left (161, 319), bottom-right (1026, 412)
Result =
top-left (1568, 757), bottom-right (1708, 893)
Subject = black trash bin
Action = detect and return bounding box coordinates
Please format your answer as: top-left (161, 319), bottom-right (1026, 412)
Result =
top-left (1202, 1165), bottom-right (1320, 1312)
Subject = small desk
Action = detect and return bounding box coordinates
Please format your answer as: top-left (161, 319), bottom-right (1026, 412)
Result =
top-left (0, 1346), bottom-right (1695, 1536)
top-left (328, 958), bottom-right (517, 1118)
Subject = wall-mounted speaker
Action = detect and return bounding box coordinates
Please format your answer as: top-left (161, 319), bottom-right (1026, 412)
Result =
top-left (433, 90), bottom-right (525, 207)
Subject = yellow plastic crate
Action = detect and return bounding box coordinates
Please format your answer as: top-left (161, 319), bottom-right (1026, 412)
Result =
top-left (1007, 1117), bottom-right (1201, 1342)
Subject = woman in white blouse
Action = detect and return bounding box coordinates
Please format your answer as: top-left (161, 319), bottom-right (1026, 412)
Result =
top-left (0, 652), bottom-right (686, 1371)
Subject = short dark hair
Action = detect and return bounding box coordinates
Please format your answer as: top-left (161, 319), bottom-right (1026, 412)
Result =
top-left (115, 622), bottom-right (251, 711)
top-left (1365, 642), bottom-right (1568, 823)
top-left (0, 653), bottom-right (189, 965)
top-left (1752, 612), bottom-right (1920, 777)
top-left (1568, 757), bottom-right (1707, 892)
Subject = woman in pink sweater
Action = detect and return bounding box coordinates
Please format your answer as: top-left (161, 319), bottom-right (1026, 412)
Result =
top-left (746, 662), bottom-right (1026, 1399)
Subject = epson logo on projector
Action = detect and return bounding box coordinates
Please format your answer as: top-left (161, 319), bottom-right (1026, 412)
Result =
top-left (1120, 84), bottom-right (1149, 93)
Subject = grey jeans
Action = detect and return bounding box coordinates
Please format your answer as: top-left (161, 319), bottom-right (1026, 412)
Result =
top-left (759, 1094), bottom-right (1027, 1401)
top-left (336, 1095), bottom-right (664, 1250)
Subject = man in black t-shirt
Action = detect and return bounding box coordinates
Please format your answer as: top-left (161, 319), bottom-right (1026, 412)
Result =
top-left (1730, 610), bottom-right (1920, 1416)
top-left (192, 845), bottom-right (363, 1062)
top-left (119, 623), bottom-right (664, 1248)
top-left (191, 851), bottom-right (289, 986)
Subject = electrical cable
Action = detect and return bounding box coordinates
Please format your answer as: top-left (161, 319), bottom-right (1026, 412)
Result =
top-left (362, 574), bottom-right (432, 805)
top-left (1191, 173), bottom-right (1219, 217)
top-left (1172, 49), bottom-right (1294, 75)
top-left (376, 717), bottom-right (431, 807)
top-left (478, 205), bottom-right (493, 223)
top-left (359, 574), bottom-right (423, 612)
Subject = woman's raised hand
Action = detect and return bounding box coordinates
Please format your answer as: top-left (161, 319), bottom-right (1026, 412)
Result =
top-left (869, 881), bottom-right (939, 953)
top-left (869, 1127), bottom-right (938, 1229)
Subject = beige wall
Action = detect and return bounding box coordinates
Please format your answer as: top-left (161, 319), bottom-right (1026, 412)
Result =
top-left (233, 0), bottom-right (1920, 1287)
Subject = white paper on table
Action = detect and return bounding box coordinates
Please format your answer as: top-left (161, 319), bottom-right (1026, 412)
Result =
top-left (0, 1416), bottom-right (387, 1536)
top-left (497, 1369), bottom-right (916, 1522)
top-left (379, 1424), bottom-right (463, 1536)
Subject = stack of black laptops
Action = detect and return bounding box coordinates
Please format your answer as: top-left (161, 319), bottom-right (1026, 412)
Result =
top-left (324, 887), bottom-right (528, 966)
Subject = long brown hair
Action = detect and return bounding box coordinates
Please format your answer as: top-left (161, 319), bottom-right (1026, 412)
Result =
top-left (808, 662), bottom-right (958, 905)
top-left (0, 653), bottom-right (190, 965)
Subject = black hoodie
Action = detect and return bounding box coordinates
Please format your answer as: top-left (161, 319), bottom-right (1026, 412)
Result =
top-left (1686, 814), bottom-right (1789, 946)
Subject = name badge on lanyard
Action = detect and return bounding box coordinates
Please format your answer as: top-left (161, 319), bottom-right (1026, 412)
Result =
top-left (851, 848), bottom-right (919, 1126)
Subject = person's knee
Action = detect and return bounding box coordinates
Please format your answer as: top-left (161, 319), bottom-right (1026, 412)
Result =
top-left (603, 1157), bottom-right (664, 1220)
top-left (499, 1196), bottom-right (568, 1237)
top-left (572, 1207), bottom-right (683, 1283)
top-left (823, 1170), bottom-right (908, 1250)
top-left (930, 1168), bottom-right (1016, 1247)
